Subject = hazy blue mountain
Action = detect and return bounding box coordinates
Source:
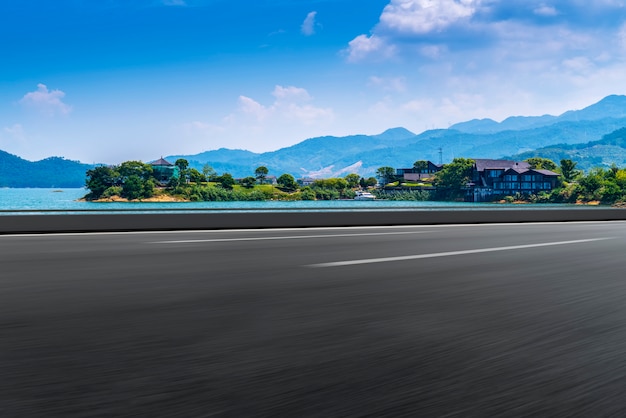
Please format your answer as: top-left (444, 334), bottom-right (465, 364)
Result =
top-left (371, 127), bottom-right (416, 141)
top-left (448, 118), bottom-right (500, 133)
top-left (509, 127), bottom-right (626, 171)
top-left (559, 95), bottom-right (626, 122)
top-left (167, 116), bottom-right (626, 178)
top-left (0, 151), bottom-right (94, 188)
top-left (450, 94), bottom-right (626, 133)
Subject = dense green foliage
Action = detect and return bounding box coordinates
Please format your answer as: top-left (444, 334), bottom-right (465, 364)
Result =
top-left (85, 161), bottom-right (156, 200)
top-left (255, 166), bottom-right (269, 184)
top-left (84, 160), bottom-right (380, 201)
top-left (524, 157), bottom-right (557, 171)
top-left (433, 158), bottom-right (475, 199)
top-left (376, 166), bottom-right (396, 184)
top-left (277, 174), bottom-right (298, 192)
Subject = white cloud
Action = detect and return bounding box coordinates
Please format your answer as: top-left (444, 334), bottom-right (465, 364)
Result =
top-left (238, 85), bottom-right (332, 125)
top-left (345, 34), bottom-right (396, 62)
top-left (272, 85), bottom-right (311, 102)
top-left (19, 84), bottom-right (72, 116)
top-left (301, 11), bottom-right (317, 36)
top-left (379, 0), bottom-right (481, 34)
top-left (533, 4), bottom-right (559, 16)
top-left (238, 96), bottom-right (271, 121)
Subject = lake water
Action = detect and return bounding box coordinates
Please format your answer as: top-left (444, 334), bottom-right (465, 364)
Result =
top-left (0, 187), bottom-right (591, 213)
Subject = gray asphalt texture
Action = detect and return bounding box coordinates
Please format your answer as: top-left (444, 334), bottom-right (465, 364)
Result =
top-left (2, 221), bottom-right (626, 417)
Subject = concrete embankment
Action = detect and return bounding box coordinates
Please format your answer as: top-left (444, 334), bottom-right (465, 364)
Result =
top-left (1, 208), bottom-right (626, 234)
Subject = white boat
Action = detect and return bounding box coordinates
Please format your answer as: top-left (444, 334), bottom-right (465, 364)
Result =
top-left (354, 191), bottom-right (376, 200)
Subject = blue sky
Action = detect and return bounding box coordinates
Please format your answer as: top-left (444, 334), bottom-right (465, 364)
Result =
top-left (2, 0), bottom-right (626, 164)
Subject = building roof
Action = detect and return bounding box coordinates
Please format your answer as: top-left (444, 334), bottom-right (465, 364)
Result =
top-left (473, 159), bottom-right (530, 172)
top-left (151, 157), bottom-right (173, 167)
top-left (502, 167), bottom-right (560, 176)
top-left (532, 169), bottom-right (560, 177)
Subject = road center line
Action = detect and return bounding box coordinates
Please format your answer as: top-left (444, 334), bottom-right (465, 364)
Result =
top-left (149, 230), bottom-right (431, 244)
top-left (307, 238), bottom-right (614, 268)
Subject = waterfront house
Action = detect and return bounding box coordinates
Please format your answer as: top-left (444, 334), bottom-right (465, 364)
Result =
top-left (298, 177), bottom-right (316, 186)
top-left (468, 159), bottom-right (559, 202)
top-left (397, 161), bottom-right (442, 181)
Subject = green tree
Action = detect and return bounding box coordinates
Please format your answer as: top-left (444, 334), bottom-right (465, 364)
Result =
top-left (376, 166), bottom-right (396, 185)
top-left (175, 158), bottom-right (189, 183)
top-left (433, 158), bottom-right (475, 199)
top-left (345, 173), bottom-right (361, 188)
top-left (188, 168), bottom-right (205, 184)
top-left (217, 173), bottom-right (235, 189)
top-left (85, 165), bottom-right (118, 199)
top-left (202, 164), bottom-right (217, 181)
top-left (119, 160), bottom-right (153, 180)
top-left (413, 160), bottom-right (429, 171)
top-left (364, 177), bottom-right (378, 187)
top-left (560, 159), bottom-right (580, 183)
top-left (240, 176), bottom-right (256, 188)
top-left (122, 174), bottom-right (155, 200)
top-left (277, 173), bottom-right (298, 192)
top-left (525, 157), bottom-right (557, 171)
top-left (255, 166), bottom-right (269, 184)
top-left (300, 186), bottom-right (317, 200)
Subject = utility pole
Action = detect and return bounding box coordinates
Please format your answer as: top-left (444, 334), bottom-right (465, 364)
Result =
top-left (438, 147), bottom-right (443, 165)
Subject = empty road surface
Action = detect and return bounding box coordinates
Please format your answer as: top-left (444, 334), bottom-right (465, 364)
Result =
top-left (2, 221), bottom-right (626, 416)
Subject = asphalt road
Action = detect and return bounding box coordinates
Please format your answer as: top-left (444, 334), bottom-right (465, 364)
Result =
top-left (3, 221), bottom-right (626, 416)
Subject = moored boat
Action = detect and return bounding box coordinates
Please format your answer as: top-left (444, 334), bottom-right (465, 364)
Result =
top-left (354, 191), bottom-right (376, 200)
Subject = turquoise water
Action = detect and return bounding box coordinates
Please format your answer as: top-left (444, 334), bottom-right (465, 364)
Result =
top-left (0, 187), bottom-right (589, 213)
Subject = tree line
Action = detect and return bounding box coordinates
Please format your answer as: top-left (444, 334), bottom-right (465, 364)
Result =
top-left (374, 157), bottom-right (626, 204)
top-left (85, 159), bottom-right (379, 201)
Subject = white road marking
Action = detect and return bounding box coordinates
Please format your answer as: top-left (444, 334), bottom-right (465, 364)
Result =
top-left (149, 230), bottom-right (432, 244)
top-left (307, 238), bottom-right (615, 268)
top-left (0, 220), bottom-right (625, 239)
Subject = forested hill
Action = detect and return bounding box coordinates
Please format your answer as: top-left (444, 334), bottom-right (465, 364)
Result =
top-left (510, 127), bottom-right (626, 171)
top-left (0, 150), bottom-right (93, 187)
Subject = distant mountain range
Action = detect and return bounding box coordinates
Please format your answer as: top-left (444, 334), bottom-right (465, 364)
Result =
top-left (4, 95), bottom-right (626, 186)
top-left (168, 95), bottom-right (626, 178)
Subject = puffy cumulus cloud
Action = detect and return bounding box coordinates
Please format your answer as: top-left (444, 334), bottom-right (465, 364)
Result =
top-left (238, 85), bottom-right (333, 125)
top-left (345, 34), bottom-right (396, 62)
top-left (19, 84), bottom-right (72, 116)
top-left (238, 96), bottom-right (271, 121)
top-left (345, 0), bottom-right (626, 62)
top-left (301, 11), bottom-right (318, 36)
top-left (272, 85), bottom-right (311, 102)
top-left (345, 0), bottom-right (485, 61)
top-left (379, 0), bottom-right (481, 35)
